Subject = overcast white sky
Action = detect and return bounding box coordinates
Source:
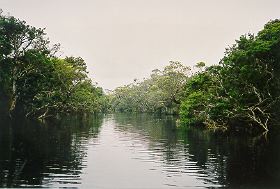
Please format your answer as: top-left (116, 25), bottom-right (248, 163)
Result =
top-left (1, 0), bottom-right (280, 90)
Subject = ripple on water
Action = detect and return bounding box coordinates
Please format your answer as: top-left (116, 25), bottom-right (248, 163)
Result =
top-left (2, 114), bottom-right (278, 188)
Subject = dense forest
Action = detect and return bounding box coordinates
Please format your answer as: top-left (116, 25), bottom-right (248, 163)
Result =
top-left (0, 13), bottom-right (107, 119)
top-left (181, 19), bottom-right (280, 132)
top-left (112, 19), bottom-right (280, 133)
top-left (109, 61), bottom-right (192, 114)
top-left (1, 13), bottom-right (280, 133)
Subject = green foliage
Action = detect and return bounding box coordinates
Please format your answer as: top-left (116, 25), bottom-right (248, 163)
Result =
top-left (2, 12), bottom-right (280, 134)
top-left (180, 19), bottom-right (280, 132)
top-left (0, 13), bottom-right (106, 118)
top-left (111, 61), bottom-right (191, 114)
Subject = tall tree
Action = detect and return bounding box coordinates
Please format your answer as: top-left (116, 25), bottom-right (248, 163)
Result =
top-left (0, 13), bottom-right (50, 114)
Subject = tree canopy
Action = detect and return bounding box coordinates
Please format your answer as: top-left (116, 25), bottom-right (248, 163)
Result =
top-left (180, 19), bottom-right (280, 132)
top-left (111, 19), bottom-right (280, 133)
top-left (1, 12), bottom-right (280, 133)
top-left (0, 12), bottom-right (105, 118)
top-left (110, 61), bottom-right (191, 114)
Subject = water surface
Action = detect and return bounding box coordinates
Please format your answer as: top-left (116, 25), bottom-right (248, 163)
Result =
top-left (0, 114), bottom-right (279, 188)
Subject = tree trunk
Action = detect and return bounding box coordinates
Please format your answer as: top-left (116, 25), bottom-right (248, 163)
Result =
top-left (8, 66), bottom-right (19, 116)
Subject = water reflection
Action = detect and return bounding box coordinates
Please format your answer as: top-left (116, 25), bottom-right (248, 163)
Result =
top-left (112, 113), bottom-right (221, 188)
top-left (0, 113), bottom-right (280, 188)
top-left (0, 115), bottom-right (103, 188)
top-left (113, 113), bottom-right (280, 188)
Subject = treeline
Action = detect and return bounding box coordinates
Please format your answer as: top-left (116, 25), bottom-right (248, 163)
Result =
top-left (110, 61), bottom-right (191, 114)
top-left (112, 20), bottom-right (280, 132)
top-left (1, 13), bottom-right (280, 132)
top-left (0, 13), bottom-right (106, 119)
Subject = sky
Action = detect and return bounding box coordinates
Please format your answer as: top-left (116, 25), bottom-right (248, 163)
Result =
top-left (1, 0), bottom-right (280, 90)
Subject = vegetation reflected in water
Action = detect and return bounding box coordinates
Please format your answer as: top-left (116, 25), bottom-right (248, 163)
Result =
top-left (0, 115), bottom-right (103, 187)
top-left (113, 114), bottom-right (280, 188)
top-left (0, 114), bottom-right (280, 188)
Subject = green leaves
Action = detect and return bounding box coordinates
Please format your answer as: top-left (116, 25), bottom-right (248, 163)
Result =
top-left (111, 61), bottom-right (190, 114)
top-left (0, 13), bottom-right (106, 118)
top-left (180, 19), bottom-right (280, 132)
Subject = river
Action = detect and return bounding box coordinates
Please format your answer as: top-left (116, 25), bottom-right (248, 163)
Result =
top-left (0, 114), bottom-right (279, 188)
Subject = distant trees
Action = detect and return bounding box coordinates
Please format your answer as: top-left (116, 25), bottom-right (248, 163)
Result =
top-left (0, 13), bottom-right (105, 118)
top-left (111, 61), bottom-right (191, 114)
top-left (111, 19), bottom-right (280, 133)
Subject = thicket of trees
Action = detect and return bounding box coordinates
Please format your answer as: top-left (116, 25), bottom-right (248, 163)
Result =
top-left (180, 19), bottom-right (280, 132)
top-left (110, 61), bottom-right (191, 114)
top-left (1, 12), bottom-right (279, 133)
top-left (0, 13), bottom-right (106, 119)
top-left (112, 20), bottom-right (280, 133)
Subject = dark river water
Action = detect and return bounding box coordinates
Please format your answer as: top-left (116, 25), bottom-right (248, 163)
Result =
top-left (0, 114), bottom-right (280, 188)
